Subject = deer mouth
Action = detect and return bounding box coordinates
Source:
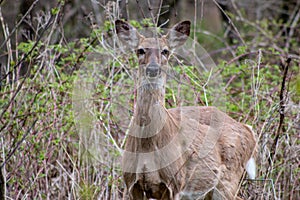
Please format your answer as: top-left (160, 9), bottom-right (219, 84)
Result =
top-left (142, 73), bottom-right (164, 87)
top-left (139, 82), bottom-right (164, 92)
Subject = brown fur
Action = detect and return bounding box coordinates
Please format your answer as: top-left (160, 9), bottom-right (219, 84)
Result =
top-left (116, 20), bottom-right (257, 200)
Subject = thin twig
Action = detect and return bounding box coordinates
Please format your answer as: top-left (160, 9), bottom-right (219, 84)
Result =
top-left (284, 5), bottom-right (300, 51)
top-left (0, 2), bottom-right (63, 119)
top-left (226, 51), bottom-right (258, 65)
top-left (212, 0), bottom-right (246, 45)
top-left (136, 0), bottom-right (146, 19)
top-left (1, 119), bottom-right (38, 168)
top-left (0, 0), bottom-right (40, 49)
top-left (0, 13), bottom-right (55, 82)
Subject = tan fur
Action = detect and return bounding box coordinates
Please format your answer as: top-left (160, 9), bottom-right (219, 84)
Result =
top-left (116, 20), bottom-right (257, 200)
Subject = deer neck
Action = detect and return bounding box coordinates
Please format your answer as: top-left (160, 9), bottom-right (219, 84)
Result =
top-left (128, 82), bottom-right (180, 153)
top-left (134, 84), bottom-right (166, 127)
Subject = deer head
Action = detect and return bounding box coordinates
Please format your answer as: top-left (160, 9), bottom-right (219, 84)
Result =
top-left (115, 20), bottom-right (191, 93)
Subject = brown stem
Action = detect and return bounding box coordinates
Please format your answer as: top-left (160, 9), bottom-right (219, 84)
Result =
top-left (269, 57), bottom-right (291, 162)
top-left (277, 57), bottom-right (291, 136)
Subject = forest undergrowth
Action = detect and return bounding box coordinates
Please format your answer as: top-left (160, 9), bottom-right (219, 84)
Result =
top-left (0, 0), bottom-right (299, 199)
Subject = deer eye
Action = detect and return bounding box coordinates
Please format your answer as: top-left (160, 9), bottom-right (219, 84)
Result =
top-left (161, 49), bottom-right (169, 56)
top-left (137, 48), bottom-right (145, 56)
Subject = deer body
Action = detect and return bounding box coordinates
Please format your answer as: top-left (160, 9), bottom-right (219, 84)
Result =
top-left (116, 20), bottom-right (256, 200)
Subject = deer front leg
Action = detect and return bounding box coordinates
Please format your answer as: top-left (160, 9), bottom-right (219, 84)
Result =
top-left (129, 182), bottom-right (146, 200)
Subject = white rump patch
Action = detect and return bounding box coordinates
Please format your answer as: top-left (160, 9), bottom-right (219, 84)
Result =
top-left (246, 157), bottom-right (256, 180)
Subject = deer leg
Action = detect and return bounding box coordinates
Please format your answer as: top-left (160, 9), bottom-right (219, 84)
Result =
top-left (144, 182), bottom-right (172, 200)
top-left (129, 182), bottom-right (146, 200)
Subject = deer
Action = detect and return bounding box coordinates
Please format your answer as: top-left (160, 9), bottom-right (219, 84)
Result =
top-left (115, 19), bottom-right (257, 200)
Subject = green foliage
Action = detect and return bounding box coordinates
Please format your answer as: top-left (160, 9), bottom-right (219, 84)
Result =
top-left (141, 18), bottom-right (155, 27)
top-left (51, 7), bottom-right (60, 15)
top-left (129, 19), bottom-right (142, 29)
top-left (236, 45), bottom-right (247, 55)
top-left (79, 182), bottom-right (100, 200)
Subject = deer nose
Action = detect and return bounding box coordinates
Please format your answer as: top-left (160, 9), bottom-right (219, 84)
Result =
top-left (146, 63), bottom-right (161, 78)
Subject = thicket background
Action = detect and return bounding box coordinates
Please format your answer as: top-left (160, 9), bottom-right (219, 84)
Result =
top-left (0, 0), bottom-right (299, 199)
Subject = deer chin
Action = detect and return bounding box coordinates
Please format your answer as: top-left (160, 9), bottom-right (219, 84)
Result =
top-left (138, 78), bottom-right (165, 92)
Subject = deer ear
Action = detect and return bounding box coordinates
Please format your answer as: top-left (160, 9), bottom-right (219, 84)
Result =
top-left (165, 21), bottom-right (191, 49)
top-left (115, 20), bottom-right (141, 49)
